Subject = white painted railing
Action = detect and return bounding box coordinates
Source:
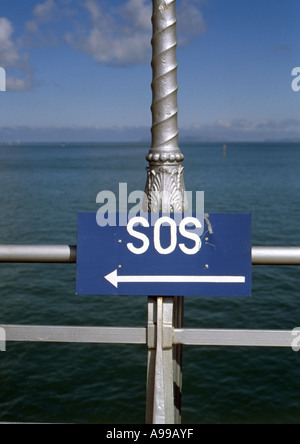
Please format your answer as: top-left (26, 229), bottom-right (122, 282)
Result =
top-left (0, 243), bottom-right (299, 424)
top-left (1, 244), bottom-right (299, 349)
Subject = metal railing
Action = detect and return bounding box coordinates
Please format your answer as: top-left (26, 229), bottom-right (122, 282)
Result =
top-left (1, 244), bottom-right (299, 350)
top-left (1, 244), bottom-right (300, 265)
top-left (0, 243), bottom-right (299, 424)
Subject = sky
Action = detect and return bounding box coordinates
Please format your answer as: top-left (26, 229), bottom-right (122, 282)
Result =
top-left (0, 0), bottom-right (299, 142)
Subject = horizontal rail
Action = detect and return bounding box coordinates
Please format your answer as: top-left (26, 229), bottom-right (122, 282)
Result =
top-left (0, 245), bottom-right (300, 265)
top-left (0, 325), bottom-right (296, 348)
top-left (252, 246), bottom-right (300, 265)
top-left (1, 325), bottom-right (146, 344)
top-left (174, 328), bottom-right (294, 348)
top-left (0, 245), bottom-right (77, 263)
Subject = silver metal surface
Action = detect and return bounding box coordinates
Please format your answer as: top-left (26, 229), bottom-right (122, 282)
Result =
top-left (1, 324), bottom-right (294, 349)
top-left (1, 245), bottom-right (300, 265)
top-left (252, 246), bottom-right (300, 265)
top-left (1, 325), bottom-right (146, 344)
top-left (144, 0), bottom-right (187, 213)
top-left (146, 297), bottom-right (157, 424)
top-left (152, 297), bottom-right (174, 424)
top-left (145, 0), bottom-right (185, 426)
top-left (173, 295), bottom-right (183, 423)
top-left (0, 245), bottom-right (77, 263)
top-left (174, 328), bottom-right (294, 348)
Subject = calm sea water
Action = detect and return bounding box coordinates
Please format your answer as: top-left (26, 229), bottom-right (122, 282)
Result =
top-left (0, 141), bottom-right (300, 424)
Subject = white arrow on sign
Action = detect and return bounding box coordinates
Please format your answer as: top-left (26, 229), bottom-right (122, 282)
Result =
top-left (105, 269), bottom-right (246, 289)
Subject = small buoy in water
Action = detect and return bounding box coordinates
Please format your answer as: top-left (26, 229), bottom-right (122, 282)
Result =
top-left (223, 144), bottom-right (227, 158)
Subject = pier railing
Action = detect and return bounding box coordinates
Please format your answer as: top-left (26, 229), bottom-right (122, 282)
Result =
top-left (0, 243), bottom-right (299, 423)
top-left (1, 245), bottom-right (300, 265)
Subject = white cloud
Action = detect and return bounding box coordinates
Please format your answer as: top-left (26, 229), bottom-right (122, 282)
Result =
top-left (0, 18), bottom-right (19, 67)
top-left (121, 0), bottom-right (152, 32)
top-left (180, 118), bottom-right (300, 142)
top-left (66, 0), bottom-right (152, 66)
top-left (256, 119), bottom-right (300, 130)
top-left (177, 0), bottom-right (206, 45)
top-left (25, 0), bottom-right (57, 33)
top-left (0, 17), bottom-right (33, 91)
top-left (34, 0), bottom-right (56, 21)
top-left (66, 0), bottom-right (206, 67)
top-left (5, 75), bottom-right (33, 91)
top-left (0, 0), bottom-right (207, 89)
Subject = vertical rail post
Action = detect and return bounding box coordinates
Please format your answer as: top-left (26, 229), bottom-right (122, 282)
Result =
top-left (145, 0), bottom-right (187, 424)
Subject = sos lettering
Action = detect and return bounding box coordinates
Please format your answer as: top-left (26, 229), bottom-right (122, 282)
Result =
top-left (127, 216), bottom-right (202, 256)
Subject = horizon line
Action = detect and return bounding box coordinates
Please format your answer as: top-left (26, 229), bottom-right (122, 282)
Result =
top-left (0, 140), bottom-right (300, 145)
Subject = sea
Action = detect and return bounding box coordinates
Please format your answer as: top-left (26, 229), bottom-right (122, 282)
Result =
top-left (0, 141), bottom-right (300, 424)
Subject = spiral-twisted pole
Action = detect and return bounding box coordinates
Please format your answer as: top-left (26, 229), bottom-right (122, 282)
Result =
top-left (149, 0), bottom-right (181, 159)
top-left (144, 0), bottom-right (187, 213)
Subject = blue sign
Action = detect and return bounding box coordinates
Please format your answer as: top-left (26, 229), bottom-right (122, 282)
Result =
top-left (76, 213), bottom-right (252, 297)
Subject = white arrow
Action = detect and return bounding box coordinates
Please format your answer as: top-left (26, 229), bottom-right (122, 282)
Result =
top-left (104, 269), bottom-right (246, 289)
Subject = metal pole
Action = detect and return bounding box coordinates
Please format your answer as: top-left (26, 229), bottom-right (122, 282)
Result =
top-left (144, 0), bottom-right (187, 212)
top-left (145, 0), bottom-right (186, 425)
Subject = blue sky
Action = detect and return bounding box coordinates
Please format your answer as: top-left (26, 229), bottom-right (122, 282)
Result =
top-left (0, 0), bottom-right (299, 142)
